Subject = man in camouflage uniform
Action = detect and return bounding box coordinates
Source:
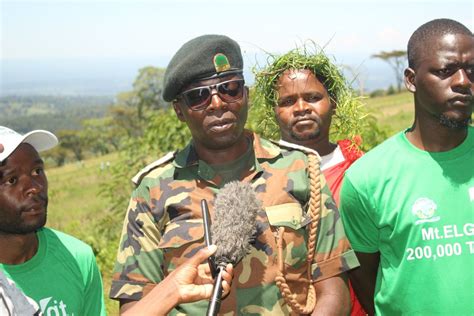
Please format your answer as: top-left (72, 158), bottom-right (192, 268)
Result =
top-left (110, 34), bottom-right (359, 315)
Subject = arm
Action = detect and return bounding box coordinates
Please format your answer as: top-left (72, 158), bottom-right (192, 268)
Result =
top-left (339, 176), bottom-right (380, 315)
top-left (312, 273), bottom-right (350, 316)
top-left (120, 245), bottom-right (233, 316)
top-left (349, 252), bottom-right (380, 316)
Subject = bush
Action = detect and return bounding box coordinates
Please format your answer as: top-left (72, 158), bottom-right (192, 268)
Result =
top-left (387, 85), bottom-right (396, 95)
top-left (369, 89), bottom-right (386, 98)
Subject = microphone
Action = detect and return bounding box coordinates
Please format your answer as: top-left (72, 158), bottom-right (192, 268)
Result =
top-left (206, 181), bottom-right (261, 316)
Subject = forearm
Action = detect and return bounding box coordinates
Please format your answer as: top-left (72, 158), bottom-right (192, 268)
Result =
top-left (311, 274), bottom-right (350, 316)
top-left (348, 252), bottom-right (380, 315)
top-left (121, 281), bottom-right (179, 316)
top-left (348, 269), bottom-right (376, 315)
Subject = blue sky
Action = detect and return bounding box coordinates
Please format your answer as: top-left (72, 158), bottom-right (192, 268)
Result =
top-left (0, 0), bottom-right (472, 94)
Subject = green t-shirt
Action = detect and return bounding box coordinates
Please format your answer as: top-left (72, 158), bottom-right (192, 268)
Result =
top-left (0, 227), bottom-right (106, 316)
top-left (340, 127), bottom-right (474, 315)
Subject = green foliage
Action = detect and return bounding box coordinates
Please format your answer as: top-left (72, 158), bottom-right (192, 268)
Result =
top-left (81, 117), bottom-right (123, 154)
top-left (246, 86), bottom-right (279, 139)
top-left (387, 85), bottom-right (396, 95)
top-left (369, 89), bottom-right (387, 98)
top-left (102, 108), bottom-right (191, 213)
top-left (100, 66), bottom-right (190, 214)
top-left (45, 146), bottom-right (68, 167)
top-left (56, 130), bottom-right (84, 161)
top-left (133, 66), bottom-right (167, 119)
top-left (0, 95), bottom-right (111, 133)
top-left (357, 114), bottom-right (391, 151)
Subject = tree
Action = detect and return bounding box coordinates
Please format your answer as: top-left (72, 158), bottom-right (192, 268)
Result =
top-left (132, 66), bottom-right (166, 120)
top-left (43, 146), bottom-right (68, 167)
top-left (57, 129), bottom-right (85, 161)
top-left (372, 50), bottom-right (407, 93)
top-left (81, 117), bottom-right (123, 154)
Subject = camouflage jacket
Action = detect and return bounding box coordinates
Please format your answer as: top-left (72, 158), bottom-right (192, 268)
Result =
top-left (110, 131), bottom-right (359, 315)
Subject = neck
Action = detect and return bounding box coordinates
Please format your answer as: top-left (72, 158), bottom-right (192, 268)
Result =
top-left (406, 115), bottom-right (468, 152)
top-left (284, 136), bottom-right (337, 156)
top-left (195, 135), bottom-right (250, 165)
top-left (0, 232), bottom-right (39, 265)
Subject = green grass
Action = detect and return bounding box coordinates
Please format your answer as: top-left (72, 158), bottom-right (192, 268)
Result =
top-left (364, 91), bottom-right (414, 134)
top-left (46, 153), bottom-right (120, 315)
top-left (47, 155), bottom-right (115, 229)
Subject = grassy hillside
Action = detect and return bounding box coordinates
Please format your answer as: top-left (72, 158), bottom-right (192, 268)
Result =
top-left (46, 153), bottom-right (120, 314)
top-left (43, 92), bottom-right (417, 315)
top-left (364, 91), bottom-right (414, 135)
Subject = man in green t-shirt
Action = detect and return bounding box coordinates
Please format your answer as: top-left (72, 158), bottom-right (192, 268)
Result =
top-left (340, 19), bottom-right (473, 315)
top-left (0, 126), bottom-right (106, 316)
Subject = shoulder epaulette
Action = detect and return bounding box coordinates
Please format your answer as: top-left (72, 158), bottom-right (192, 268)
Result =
top-left (131, 150), bottom-right (177, 185)
top-left (272, 139), bottom-right (321, 160)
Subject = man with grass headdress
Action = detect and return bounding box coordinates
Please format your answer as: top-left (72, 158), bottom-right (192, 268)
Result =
top-left (254, 46), bottom-right (366, 316)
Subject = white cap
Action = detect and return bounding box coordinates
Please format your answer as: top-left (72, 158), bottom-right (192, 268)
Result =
top-left (0, 126), bottom-right (58, 162)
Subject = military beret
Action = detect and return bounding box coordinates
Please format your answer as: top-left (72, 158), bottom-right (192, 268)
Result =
top-left (162, 34), bottom-right (243, 102)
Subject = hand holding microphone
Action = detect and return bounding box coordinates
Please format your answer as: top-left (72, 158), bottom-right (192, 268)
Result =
top-left (121, 245), bottom-right (233, 316)
top-left (202, 181), bottom-right (261, 316)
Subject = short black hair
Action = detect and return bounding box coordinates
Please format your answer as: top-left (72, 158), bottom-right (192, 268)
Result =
top-left (407, 18), bottom-right (472, 69)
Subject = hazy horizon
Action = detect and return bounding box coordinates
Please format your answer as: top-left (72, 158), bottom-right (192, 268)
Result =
top-left (1, 0), bottom-right (472, 96)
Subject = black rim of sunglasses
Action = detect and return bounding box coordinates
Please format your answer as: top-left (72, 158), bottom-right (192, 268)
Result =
top-left (178, 79), bottom-right (245, 111)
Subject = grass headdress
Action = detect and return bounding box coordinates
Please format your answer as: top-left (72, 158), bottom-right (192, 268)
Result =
top-left (251, 44), bottom-right (366, 141)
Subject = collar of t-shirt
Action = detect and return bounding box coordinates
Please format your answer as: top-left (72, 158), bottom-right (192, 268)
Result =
top-left (319, 145), bottom-right (345, 171)
top-left (277, 139), bottom-right (345, 171)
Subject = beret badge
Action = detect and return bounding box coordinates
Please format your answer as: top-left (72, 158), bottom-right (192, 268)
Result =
top-left (213, 53), bottom-right (231, 73)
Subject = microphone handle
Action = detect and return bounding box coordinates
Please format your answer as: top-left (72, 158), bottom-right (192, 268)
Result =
top-left (207, 265), bottom-right (225, 316)
top-left (201, 199), bottom-right (218, 278)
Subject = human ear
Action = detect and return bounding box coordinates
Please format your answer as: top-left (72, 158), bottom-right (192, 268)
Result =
top-left (173, 101), bottom-right (186, 122)
top-left (404, 68), bottom-right (416, 92)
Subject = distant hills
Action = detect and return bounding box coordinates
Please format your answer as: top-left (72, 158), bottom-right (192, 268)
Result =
top-left (1, 55), bottom-right (397, 97)
top-left (0, 95), bottom-right (113, 133)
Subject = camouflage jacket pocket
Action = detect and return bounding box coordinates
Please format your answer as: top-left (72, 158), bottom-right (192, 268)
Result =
top-left (157, 219), bottom-right (204, 249)
top-left (265, 203), bottom-right (310, 230)
top-left (265, 203), bottom-right (310, 270)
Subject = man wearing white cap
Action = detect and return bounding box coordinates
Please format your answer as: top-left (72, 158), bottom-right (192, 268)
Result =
top-left (0, 126), bottom-right (106, 316)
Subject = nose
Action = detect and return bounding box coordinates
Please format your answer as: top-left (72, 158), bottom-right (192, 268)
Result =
top-left (206, 88), bottom-right (227, 111)
top-left (452, 68), bottom-right (473, 93)
top-left (293, 97), bottom-right (311, 115)
top-left (25, 177), bottom-right (44, 197)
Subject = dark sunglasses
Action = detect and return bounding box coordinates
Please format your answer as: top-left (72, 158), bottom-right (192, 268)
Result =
top-left (178, 78), bottom-right (245, 111)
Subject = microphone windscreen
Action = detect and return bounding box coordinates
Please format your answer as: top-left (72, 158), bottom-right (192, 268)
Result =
top-left (212, 181), bottom-right (260, 266)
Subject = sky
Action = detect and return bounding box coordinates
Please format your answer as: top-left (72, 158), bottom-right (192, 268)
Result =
top-left (0, 0), bottom-right (473, 95)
